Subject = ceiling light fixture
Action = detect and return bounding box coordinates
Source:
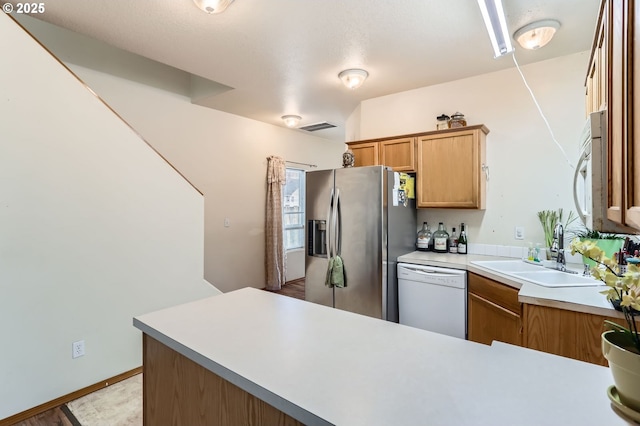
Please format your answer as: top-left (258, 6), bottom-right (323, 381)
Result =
top-left (338, 69), bottom-right (369, 90)
top-left (477, 0), bottom-right (513, 58)
top-left (192, 0), bottom-right (235, 14)
top-left (513, 20), bottom-right (560, 50)
top-left (282, 115), bottom-right (301, 128)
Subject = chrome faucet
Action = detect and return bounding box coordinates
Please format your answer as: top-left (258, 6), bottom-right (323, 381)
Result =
top-left (552, 223), bottom-right (566, 272)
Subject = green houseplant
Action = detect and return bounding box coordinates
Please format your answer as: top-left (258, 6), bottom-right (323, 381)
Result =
top-left (570, 238), bottom-right (640, 412)
top-left (537, 209), bottom-right (577, 259)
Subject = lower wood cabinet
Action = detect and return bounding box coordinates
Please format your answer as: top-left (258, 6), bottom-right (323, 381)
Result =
top-left (467, 273), bottom-right (522, 346)
top-left (143, 334), bottom-right (304, 425)
top-left (523, 304), bottom-right (631, 366)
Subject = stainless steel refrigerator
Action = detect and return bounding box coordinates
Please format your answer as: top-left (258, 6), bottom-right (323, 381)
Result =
top-left (305, 166), bottom-right (416, 321)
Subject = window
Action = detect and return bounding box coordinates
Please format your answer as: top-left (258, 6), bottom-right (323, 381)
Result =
top-left (283, 168), bottom-right (305, 250)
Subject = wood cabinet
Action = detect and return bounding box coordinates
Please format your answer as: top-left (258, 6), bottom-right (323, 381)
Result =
top-left (627, 0), bottom-right (640, 228)
top-left (587, 0), bottom-right (640, 230)
top-left (523, 304), bottom-right (634, 366)
top-left (346, 137), bottom-right (416, 171)
top-left (416, 125), bottom-right (488, 209)
top-left (143, 334), bottom-right (303, 426)
top-left (585, 0), bottom-right (608, 115)
top-left (467, 273), bottom-right (522, 347)
top-left (349, 141), bottom-right (379, 167)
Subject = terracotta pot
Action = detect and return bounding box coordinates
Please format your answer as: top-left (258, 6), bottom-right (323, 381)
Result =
top-left (602, 330), bottom-right (640, 412)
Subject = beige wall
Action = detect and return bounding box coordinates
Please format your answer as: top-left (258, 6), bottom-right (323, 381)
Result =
top-left (66, 66), bottom-right (344, 292)
top-left (15, 15), bottom-right (345, 293)
top-left (0, 13), bottom-right (220, 419)
top-left (347, 52), bottom-right (590, 249)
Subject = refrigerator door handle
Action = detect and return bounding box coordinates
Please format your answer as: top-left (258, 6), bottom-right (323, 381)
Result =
top-left (334, 188), bottom-right (341, 256)
top-left (326, 188), bottom-right (334, 258)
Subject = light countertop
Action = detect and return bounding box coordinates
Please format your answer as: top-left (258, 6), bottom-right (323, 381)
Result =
top-left (398, 251), bottom-right (623, 318)
top-left (133, 287), bottom-right (630, 425)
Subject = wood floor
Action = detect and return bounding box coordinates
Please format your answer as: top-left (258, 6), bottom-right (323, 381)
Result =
top-left (10, 279), bottom-right (305, 426)
top-left (269, 277), bottom-right (305, 300)
top-left (10, 406), bottom-right (77, 426)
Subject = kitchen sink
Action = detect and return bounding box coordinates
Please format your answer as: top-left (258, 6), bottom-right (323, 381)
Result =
top-left (471, 260), bottom-right (603, 287)
top-left (470, 260), bottom-right (543, 273)
top-left (510, 270), bottom-right (602, 287)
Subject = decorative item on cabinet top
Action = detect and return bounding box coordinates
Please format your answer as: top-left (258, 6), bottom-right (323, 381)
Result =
top-left (342, 149), bottom-right (355, 168)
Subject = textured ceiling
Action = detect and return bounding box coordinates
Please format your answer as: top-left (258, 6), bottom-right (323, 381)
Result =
top-left (5, 0), bottom-right (601, 141)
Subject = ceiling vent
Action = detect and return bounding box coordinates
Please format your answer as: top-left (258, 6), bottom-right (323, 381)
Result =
top-left (299, 122), bottom-right (337, 132)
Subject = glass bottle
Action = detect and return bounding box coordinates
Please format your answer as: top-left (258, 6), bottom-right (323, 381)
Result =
top-left (457, 223), bottom-right (468, 255)
top-left (436, 114), bottom-right (450, 130)
top-left (416, 222), bottom-right (431, 252)
top-left (449, 112), bottom-right (467, 128)
top-left (448, 227), bottom-right (458, 253)
top-left (432, 222), bottom-right (449, 253)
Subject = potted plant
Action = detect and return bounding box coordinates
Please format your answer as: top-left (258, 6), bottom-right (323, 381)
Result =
top-left (537, 208), bottom-right (578, 260)
top-left (573, 229), bottom-right (624, 268)
top-left (570, 238), bottom-right (640, 412)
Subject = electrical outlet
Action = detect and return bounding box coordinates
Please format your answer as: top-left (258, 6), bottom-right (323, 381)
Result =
top-left (514, 226), bottom-right (525, 240)
top-left (72, 340), bottom-right (85, 359)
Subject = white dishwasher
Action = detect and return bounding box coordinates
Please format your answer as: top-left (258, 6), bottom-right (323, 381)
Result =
top-left (397, 263), bottom-right (467, 339)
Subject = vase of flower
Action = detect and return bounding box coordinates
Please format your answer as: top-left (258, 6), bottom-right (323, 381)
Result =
top-left (602, 330), bottom-right (640, 412)
top-left (571, 238), bottom-right (640, 413)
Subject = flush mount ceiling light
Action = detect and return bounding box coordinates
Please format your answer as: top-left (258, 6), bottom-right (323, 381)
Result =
top-left (282, 115), bottom-right (301, 128)
top-left (338, 69), bottom-right (369, 90)
top-left (513, 20), bottom-right (561, 50)
top-left (192, 0), bottom-right (234, 14)
top-left (477, 0), bottom-right (513, 58)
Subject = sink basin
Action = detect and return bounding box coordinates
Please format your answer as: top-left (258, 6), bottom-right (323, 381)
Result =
top-left (471, 260), bottom-right (603, 287)
top-left (471, 260), bottom-right (543, 273)
top-left (511, 270), bottom-right (602, 288)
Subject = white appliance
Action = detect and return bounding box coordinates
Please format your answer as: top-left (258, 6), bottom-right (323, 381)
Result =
top-left (573, 110), bottom-right (629, 233)
top-left (397, 263), bottom-right (467, 339)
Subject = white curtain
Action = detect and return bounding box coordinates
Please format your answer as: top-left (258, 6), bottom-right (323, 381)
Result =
top-left (265, 156), bottom-right (286, 290)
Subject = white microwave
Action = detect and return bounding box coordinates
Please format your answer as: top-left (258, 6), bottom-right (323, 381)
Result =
top-left (573, 110), bottom-right (629, 233)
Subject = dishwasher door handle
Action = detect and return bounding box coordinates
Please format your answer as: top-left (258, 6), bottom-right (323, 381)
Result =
top-left (400, 267), bottom-right (465, 278)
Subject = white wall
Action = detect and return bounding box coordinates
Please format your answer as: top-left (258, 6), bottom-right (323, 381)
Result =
top-left (15, 16), bottom-right (345, 293)
top-left (0, 14), bottom-right (220, 419)
top-left (348, 52), bottom-right (590, 249)
top-left (67, 69), bottom-right (344, 292)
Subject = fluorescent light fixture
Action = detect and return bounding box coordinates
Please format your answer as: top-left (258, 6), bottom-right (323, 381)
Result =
top-left (477, 0), bottom-right (513, 58)
top-left (193, 0), bottom-right (234, 14)
top-left (513, 20), bottom-right (560, 50)
top-left (282, 115), bottom-right (301, 128)
top-left (338, 69), bottom-right (369, 90)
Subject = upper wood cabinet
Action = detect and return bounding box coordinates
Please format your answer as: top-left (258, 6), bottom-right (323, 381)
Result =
top-left (627, 0), bottom-right (640, 229)
top-left (585, 0), bottom-right (608, 115)
top-left (416, 125), bottom-right (488, 209)
top-left (347, 137), bottom-right (416, 171)
top-left (587, 0), bottom-right (640, 230)
top-left (349, 141), bottom-right (379, 168)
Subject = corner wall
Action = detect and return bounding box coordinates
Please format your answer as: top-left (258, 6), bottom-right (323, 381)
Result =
top-left (0, 13), bottom-right (219, 419)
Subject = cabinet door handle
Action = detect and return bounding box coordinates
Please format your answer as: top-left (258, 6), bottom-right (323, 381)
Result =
top-left (482, 163), bottom-right (490, 181)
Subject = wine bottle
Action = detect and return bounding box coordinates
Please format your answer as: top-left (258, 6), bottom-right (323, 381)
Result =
top-left (448, 227), bottom-right (458, 253)
top-left (416, 222), bottom-right (431, 252)
top-left (433, 222), bottom-right (449, 253)
top-left (458, 223), bottom-right (468, 255)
